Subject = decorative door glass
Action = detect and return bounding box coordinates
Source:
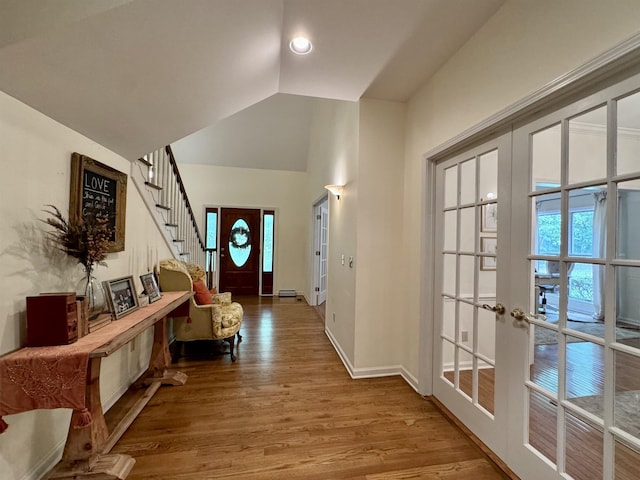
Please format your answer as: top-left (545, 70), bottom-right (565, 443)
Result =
top-left (228, 218), bottom-right (251, 267)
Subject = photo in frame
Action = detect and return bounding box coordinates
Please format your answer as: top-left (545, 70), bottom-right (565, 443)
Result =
top-left (140, 272), bottom-right (161, 303)
top-left (480, 237), bottom-right (497, 271)
top-left (481, 202), bottom-right (497, 232)
top-left (104, 276), bottom-right (139, 319)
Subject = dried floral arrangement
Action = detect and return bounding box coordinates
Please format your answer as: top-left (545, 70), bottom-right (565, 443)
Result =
top-left (42, 205), bottom-right (112, 274)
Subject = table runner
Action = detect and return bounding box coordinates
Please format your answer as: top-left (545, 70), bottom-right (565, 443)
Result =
top-left (0, 293), bottom-right (178, 434)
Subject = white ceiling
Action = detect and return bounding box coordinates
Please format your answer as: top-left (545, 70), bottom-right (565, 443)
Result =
top-left (0, 0), bottom-right (504, 170)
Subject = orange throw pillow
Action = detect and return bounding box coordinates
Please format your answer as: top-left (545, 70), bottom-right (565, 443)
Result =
top-left (193, 279), bottom-right (212, 305)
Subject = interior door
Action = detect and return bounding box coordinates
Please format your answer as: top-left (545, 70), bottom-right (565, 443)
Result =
top-left (506, 76), bottom-right (640, 480)
top-left (432, 133), bottom-right (511, 459)
top-left (219, 208), bottom-right (261, 295)
top-left (315, 201), bottom-right (328, 305)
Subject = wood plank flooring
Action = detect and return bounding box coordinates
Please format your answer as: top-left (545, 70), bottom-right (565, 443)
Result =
top-left (107, 296), bottom-right (509, 479)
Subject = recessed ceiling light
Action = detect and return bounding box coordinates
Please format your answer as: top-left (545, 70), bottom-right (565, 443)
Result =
top-left (289, 36), bottom-right (313, 55)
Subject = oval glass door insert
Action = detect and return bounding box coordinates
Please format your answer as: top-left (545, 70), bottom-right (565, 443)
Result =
top-left (229, 218), bottom-right (251, 267)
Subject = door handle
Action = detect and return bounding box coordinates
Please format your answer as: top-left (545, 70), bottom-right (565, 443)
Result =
top-left (510, 308), bottom-right (547, 323)
top-left (482, 303), bottom-right (505, 315)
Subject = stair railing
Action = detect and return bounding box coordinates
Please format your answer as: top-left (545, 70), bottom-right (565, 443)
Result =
top-left (134, 146), bottom-right (206, 269)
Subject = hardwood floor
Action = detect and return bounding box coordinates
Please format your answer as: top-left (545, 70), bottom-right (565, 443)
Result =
top-left (444, 336), bottom-right (640, 480)
top-left (107, 296), bottom-right (509, 479)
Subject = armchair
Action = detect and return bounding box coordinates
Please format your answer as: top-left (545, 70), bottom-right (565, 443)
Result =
top-left (158, 259), bottom-right (243, 361)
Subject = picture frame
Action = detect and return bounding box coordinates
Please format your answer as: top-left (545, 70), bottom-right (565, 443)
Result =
top-left (480, 237), bottom-right (497, 271)
top-left (104, 276), bottom-right (139, 319)
top-left (481, 202), bottom-right (497, 232)
top-left (140, 272), bottom-right (161, 303)
top-left (69, 152), bottom-right (127, 252)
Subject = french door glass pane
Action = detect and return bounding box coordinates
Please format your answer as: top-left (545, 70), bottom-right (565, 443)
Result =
top-left (479, 150), bottom-right (498, 200)
top-left (444, 166), bottom-right (458, 208)
top-left (459, 301), bottom-right (474, 345)
top-left (478, 308), bottom-right (495, 415)
top-left (459, 207), bottom-right (475, 252)
top-left (616, 266), bottom-right (640, 338)
top-left (532, 124), bottom-right (561, 191)
top-left (529, 388), bottom-right (558, 464)
top-left (617, 180), bottom-right (640, 261)
top-left (613, 350), bottom-right (640, 438)
top-left (615, 438), bottom-right (640, 480)
top-left (459, 255), bottom-right (474, 301)
top-left (616, 91), bottom-right (640, 177)
top-left (533, 192), bottom-right (563, 256)
top-left (442, 297), bottom-right (455, 340)
top-left (458, 348), bottom-right (474, 399)
top-left (442, 339), bottom-right (455, 385)
top-left (443, 254), bottom-right (456, 295)
top-left (565, 338), bottom-right (604, 419)
top-left (460, 158), bottom-right (476, 205)
top-left (568, 106), bottom-right (607, 185)
top-left (530, 329), bottom-right (559, 395)
top-left (566, 262), bottom-right (602, 323)
top-left (568, 186), bottom-right (604, 259)
top-left (444, 210), bottom-right (457, 248)
top-left (565, 410), bottom-right (603, 480)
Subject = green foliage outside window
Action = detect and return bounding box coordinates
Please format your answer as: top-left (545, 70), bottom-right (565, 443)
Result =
top-left (537, 210), bottom-right (594, 301)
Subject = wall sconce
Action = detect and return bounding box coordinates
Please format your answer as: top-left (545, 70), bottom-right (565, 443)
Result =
top-left (324, 184), bottom-right (344, 200)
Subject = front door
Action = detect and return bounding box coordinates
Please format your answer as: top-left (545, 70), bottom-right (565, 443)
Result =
top-left (219, 208), bottom-right (261, 295)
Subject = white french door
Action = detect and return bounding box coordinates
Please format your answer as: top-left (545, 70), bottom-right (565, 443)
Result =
top-left (433, 132), bottom-right (512, 459)
top-left (507, 73), bottom-right (640, 480)
top-left (433, 73), bottom-right (640, 479)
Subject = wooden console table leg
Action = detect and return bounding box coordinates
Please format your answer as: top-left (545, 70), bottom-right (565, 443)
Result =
top-left (145, 316), bottom-right (187, 386)
top-left (47, 358), bottom-right (135, 479)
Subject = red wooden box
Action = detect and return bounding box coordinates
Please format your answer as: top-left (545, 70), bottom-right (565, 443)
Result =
top-left (26, 293), bottom-right (78, 347)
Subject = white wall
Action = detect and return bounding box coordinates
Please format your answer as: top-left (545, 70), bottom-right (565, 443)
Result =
top-left (0, 90), bottom-right (172, 480)
top-left (401, 0), bottom-right (640, 391)
top-left (176, 163), bottom-right (308, 296)
top-left (306, 99), bottom-right (359, 363)
top-left (354, 99), bottom-right (406, 371)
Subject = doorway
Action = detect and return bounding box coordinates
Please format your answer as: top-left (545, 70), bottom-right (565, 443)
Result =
top-left (312, 197), bottom-right (329, 307)
top-left (432, 73), bottom-right (640, 479)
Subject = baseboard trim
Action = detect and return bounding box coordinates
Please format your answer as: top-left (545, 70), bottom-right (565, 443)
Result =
top-left (324, 328), bottom-right (420, 393)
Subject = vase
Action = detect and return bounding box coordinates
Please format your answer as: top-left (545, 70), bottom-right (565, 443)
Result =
top-left (77, 267), bottom-right (106, 320)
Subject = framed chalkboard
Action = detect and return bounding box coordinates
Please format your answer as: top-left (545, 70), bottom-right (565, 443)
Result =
top-left (69, 153), bottom-right (127, 252)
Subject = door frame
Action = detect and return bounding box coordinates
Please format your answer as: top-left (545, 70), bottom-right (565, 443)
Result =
top-left (204, 204), bottom-right (277, 296)
top-left (311, 195), bottom-right (329, 307)
top-left (308, 194), bottom-right (329, 307)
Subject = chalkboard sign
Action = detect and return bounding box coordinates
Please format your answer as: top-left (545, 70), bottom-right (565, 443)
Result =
top-left (69, 153), bottom-right (127, 252)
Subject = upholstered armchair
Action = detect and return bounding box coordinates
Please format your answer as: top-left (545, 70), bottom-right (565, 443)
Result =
top-left (158, 259), bottom-right (243, 361)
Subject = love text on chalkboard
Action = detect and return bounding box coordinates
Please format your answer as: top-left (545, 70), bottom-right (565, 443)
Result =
top-left (70, 153), bottom-right (127, 253)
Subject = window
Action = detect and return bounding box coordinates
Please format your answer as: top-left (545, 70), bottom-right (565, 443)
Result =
top-left (536, 197), bottom-right (594, 304)
top-left (205, 207), bottom-right (218, 278)
top-left (262, 210), bottom-right (274, 295)
top-left (205, 208), bottom-right (218, 250)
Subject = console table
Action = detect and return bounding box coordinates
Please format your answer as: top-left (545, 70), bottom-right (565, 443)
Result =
top-left (0, 290), bottom-right (191, 480)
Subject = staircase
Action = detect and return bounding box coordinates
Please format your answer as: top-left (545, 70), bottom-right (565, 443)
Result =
top-left (132, 145), bottom-right (206, 269)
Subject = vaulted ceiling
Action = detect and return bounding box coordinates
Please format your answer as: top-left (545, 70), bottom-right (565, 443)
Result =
top-left (0, 0), bottom-right (503, 170)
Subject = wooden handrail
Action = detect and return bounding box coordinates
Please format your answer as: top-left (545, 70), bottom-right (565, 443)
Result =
top-left (164, 145), bottom-right (206, 252)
